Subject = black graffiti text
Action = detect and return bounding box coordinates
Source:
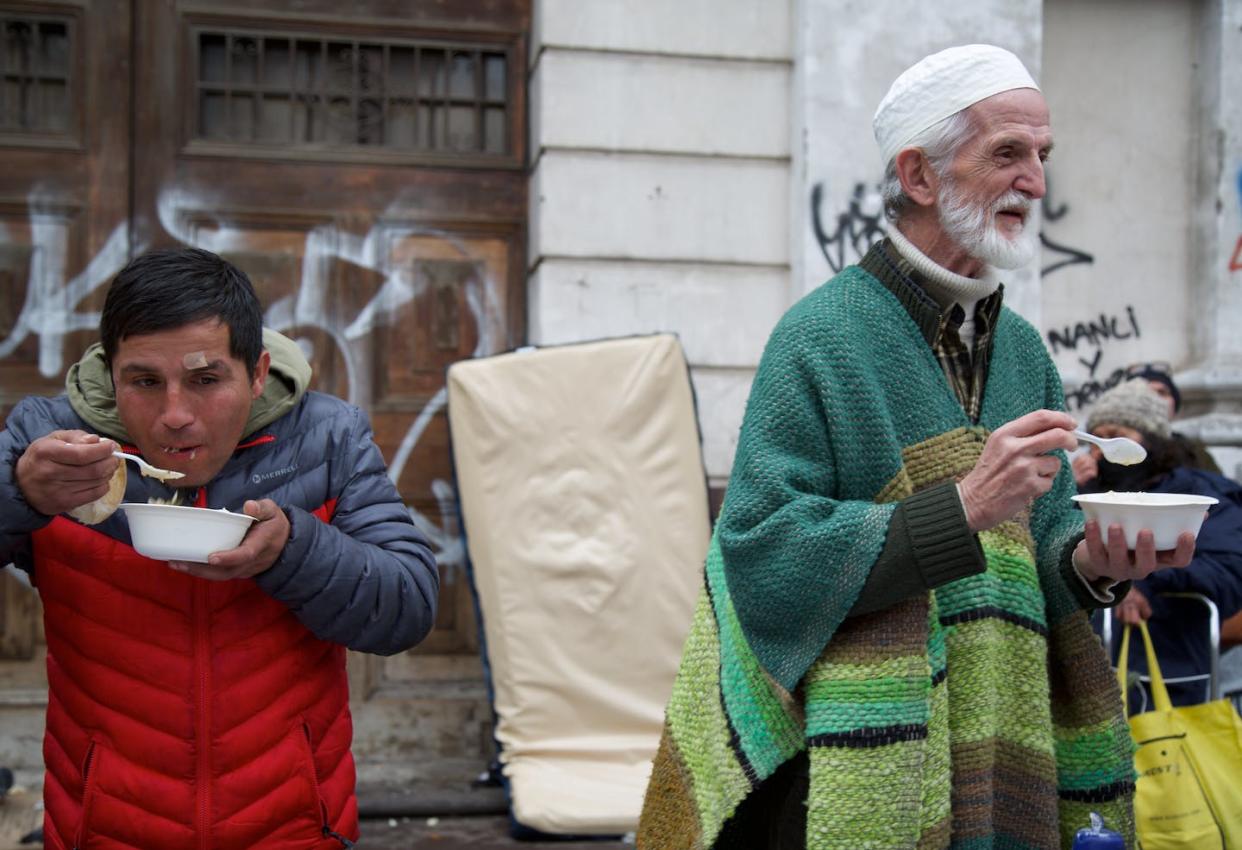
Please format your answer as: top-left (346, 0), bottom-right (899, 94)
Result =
top-left (1046, 306), bottom-right (1141, 356)
top-left (1039, 175), bottom-right (1094, 277)
top-left (811, 182), bottom-right (886, 274)
top-left (810, 174), bottom-right (1094, 280)
top-left (1063, 367), bottom-right (1128, 411)
top-left (1047, 305), bottom-right (1142, 411)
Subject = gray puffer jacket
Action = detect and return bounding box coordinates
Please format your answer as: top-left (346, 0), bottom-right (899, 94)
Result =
top-left (0, 329), bottom-right (438, 655)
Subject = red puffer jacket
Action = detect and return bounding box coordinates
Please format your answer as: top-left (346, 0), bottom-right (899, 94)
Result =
top-left (34, 504), bottom-right (357, 850)
top-left (2, 339), bottom-right (437, 848)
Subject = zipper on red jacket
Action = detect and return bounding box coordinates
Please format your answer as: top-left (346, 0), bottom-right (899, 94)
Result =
top-left (193, 486), bottom-right (212, 850)
top-left (301, 721), bottom-right (356, 848)
top-left (72, 741), bottom-right (98, 850)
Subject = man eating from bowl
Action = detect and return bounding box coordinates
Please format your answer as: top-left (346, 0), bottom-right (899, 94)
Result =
top-left (0, 247), bottom-right (439, 849)
top-left (638, 44), bottom-right (1195, 849)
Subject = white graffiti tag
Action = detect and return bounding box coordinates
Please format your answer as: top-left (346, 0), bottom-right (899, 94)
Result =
top-left (157, 188), bottom-right (505, 576)
top-left (0, 190), bottom-right (501, 578)
top-left (0, 191), bottom-right (131, 376)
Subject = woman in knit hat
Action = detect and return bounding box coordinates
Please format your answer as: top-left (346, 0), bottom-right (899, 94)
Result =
top-left (1078, 379), bottom-right (1242, 706)
top-left (1072, 378), bottom-right (1178, 491)
top-left (1125, 362), bottom-right (1220, 474)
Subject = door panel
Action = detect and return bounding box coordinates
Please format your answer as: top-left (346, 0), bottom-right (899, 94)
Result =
top-left (0, 1), bottom-right (130, 416)
top-left (0, 0), bottom-right (529, 795)
top-left (0, 0), bottom-right (132, 772)
top-left (137, 1), bottom-right (529, 792)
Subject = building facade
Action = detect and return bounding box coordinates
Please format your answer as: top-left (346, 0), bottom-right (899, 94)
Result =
top-left (530, 0), bottom-right (1242, 493)
top-left (1, 0), bottom-right (1239, 801)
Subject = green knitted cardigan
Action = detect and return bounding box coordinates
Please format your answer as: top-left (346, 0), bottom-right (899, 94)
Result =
top-left (637, 262), bottom-right (1135, 849)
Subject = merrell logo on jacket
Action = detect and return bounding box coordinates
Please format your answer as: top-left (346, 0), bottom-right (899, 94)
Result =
top-left (253, 463), bottom-right (298, 485)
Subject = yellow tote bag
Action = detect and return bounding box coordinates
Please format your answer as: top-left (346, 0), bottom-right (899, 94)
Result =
top-left (1119, 622), bottom-right (1242, 849)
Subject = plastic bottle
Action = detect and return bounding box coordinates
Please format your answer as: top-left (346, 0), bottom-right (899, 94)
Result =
top-left (1071, 812), bottom-right (1125, 849)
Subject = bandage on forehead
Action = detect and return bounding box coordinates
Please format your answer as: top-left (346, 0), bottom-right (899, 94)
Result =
top-left (182, 351), bottom-right (209, 370)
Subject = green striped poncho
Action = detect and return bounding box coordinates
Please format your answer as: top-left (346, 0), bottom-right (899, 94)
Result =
top-left (637, 263), bottom-right (1135, 849)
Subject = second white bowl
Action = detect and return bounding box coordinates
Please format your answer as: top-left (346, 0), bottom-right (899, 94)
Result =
top-left (1071, 491), bottom-right (1217, 550)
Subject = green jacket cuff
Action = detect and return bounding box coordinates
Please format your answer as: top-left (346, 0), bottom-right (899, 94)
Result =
top-left (905, 480), bottom-right (986, 589)
top-left (849, 481), bottom-right (985, 617)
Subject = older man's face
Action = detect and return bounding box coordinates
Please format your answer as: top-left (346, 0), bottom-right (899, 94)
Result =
top-left (937, 88), bottom-right (1053, 268)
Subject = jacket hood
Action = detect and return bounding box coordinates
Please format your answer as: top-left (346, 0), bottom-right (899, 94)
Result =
top-left (66, 327), bottom-right (312, 444)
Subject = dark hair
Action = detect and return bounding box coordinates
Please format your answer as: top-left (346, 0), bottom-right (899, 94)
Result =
top-left (100, 247), bottom-right (264, 376)
top-left (1125, 362), bottom-right (1181, 413)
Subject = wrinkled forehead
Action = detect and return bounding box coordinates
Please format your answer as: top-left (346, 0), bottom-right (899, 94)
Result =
top-left (965, 88), bottom-right (1052, 140)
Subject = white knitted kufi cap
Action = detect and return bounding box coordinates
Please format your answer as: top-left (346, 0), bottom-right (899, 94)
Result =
top-left (873, 44), bottom-right (1040, 167)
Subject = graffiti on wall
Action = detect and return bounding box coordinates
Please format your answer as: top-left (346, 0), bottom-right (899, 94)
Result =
top-left (0, 192), bottom-right (131, 377)
top-left (0, 188), bottom-right (504, 575)
top-left (1046, 306), bottom-right (1142, 411)
top-left (809, 175), bottom-right (1094, 279)
top-left (1039, 179), bottom-right (1094, 277)
top-left (810, 182), bottom-right (886, 274)
top-left (809, 174), bottom-right (1144, 413)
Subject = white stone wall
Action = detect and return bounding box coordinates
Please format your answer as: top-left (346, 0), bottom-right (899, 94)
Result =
top-left (532, 0), bottom-right (1242, 483)
top-left (1180, 0), bottom-right (1242, 479)
top-left (1040, 0), bottom-right (1198, 413)
top-left (1041, 0), bottom-right (1242, 478)
top-left (528, 0), bottom-right (794, 485)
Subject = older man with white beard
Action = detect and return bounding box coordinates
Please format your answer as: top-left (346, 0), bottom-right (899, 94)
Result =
top-left (637, 45), bottom-right (1195, 850)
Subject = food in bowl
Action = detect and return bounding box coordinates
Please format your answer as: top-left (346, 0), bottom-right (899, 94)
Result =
top-left (120, 502), bottom-right (256, 563)
top-left (1071, 491), bottom-right (1217, 551)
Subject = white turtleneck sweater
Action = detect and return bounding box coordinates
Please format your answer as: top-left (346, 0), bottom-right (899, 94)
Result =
top-left (886, 225), bottom-right (1000, 352)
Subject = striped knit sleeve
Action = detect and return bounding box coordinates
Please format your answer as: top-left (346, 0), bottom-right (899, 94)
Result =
top-left (716, 315), bottom-right (897, 691)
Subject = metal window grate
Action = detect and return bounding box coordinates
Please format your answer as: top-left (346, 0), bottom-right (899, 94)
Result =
top-left (195, 29), bottom-right (510, 156)
top-left (0, 15), bottom-right (72, 134)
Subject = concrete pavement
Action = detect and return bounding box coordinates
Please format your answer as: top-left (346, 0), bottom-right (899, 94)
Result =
top-left (0, 782), bottom-right (636, 850)
top-left (359, 816), bottom-right (633, 849)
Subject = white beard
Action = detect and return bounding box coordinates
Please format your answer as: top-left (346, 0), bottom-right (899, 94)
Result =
top-left (937, 182), bottom-right (1038, 270)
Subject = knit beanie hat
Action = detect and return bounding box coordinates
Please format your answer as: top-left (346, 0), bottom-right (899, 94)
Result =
top-left (1085, 379), bottom-right (1171, 439)
top-left (1127, 363), bottom-right (1182, 413)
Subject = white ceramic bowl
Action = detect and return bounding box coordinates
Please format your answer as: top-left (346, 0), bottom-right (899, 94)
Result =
top-left (120, 503), bottom-right (256, 563)
top-left (1071, 491), bottom-right (1218, 550)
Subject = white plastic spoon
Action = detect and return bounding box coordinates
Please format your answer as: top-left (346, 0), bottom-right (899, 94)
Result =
top-left (1073, 430), bottom-right (1147, 466)
top-left (113, 450), bottom-right (186, 482)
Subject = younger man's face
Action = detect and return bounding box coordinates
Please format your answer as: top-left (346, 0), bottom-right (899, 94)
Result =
top-left (111, 318), bottom-right (269, 489)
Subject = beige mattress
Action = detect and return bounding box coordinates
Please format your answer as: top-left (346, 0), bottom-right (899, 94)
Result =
top-left (446, 334), bottom-right (709, 835)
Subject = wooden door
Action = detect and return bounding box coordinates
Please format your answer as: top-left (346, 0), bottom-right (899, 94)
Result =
top-left (0, 0), bottom-right (529, 800)
top-left (0, 0), bottom-right (131, 774)
top-left (132, 0), bottom-right (529, 796)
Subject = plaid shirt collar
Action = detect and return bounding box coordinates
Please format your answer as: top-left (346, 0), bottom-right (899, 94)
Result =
top-left (858, 239), bottom-right (1003, 422)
